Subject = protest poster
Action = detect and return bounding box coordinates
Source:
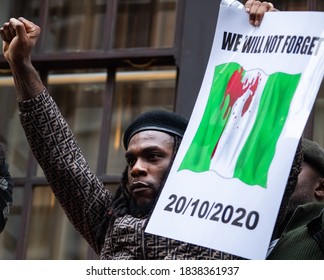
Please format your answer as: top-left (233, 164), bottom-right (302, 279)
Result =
top-left (146, 5), bottom-right (324, 259)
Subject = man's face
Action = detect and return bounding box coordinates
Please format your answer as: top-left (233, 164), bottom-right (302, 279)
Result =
top-left (287, 162), bottom-right (322, 212)
top-left (125, 130), bottom-right (174, 209)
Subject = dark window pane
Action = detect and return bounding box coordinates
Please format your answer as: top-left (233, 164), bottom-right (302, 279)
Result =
top-left (26, 186), bottom-right (88, 259)
top-left (44, 0), bottom-right (106, 52)
top-left (271, 0), bottom-right (307, 10)
top-left (0, 0), bottom-right (40, 53)
top-left (114, 0), bottom-right (177, 48)
top-left (317, 1), bottom-right (324, 11)
top-left (0, 0), bottom-right (40, 22)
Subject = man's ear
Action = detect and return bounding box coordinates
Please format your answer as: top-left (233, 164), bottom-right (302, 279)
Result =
top-left (315, 177), bottom-right (324, 202)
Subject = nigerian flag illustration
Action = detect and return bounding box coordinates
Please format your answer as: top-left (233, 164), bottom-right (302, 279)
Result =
top-left (178, 62), bottom-right (301, 188)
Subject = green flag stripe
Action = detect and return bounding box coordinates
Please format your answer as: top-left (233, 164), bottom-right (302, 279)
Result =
top-left (178, 62), bottom-right (243, 171)
top-left (233, 72), bottom-right (301, 187)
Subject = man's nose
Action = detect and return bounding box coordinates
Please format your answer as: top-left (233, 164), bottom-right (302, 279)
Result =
top-left (130, 159), bottom-right (147, 177)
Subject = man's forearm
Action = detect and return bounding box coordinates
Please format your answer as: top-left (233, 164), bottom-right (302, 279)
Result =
top-left (10, 61), bottom-right (44, 101)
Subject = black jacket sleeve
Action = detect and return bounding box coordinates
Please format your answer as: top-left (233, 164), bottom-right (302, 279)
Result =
top-left (0, 145), bottom-right (13, 233)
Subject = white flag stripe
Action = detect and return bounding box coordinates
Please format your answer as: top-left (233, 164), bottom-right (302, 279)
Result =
top-left (211, 69), bottom-right (268, 179)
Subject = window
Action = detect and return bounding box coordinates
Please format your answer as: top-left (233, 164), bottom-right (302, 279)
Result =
top-left (0, 0), bottom-right (180, 259)
top-left (45, 0), bottom-right (107, 52)
top-left (114, 0), bottom-right (177, 48)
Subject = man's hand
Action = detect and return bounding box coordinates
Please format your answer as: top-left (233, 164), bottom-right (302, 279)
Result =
top-left (244, 0), bottom-right (278, 26)
top-left (0, 17), bottom-right (41, 65)
top-left (0, 17), bottom-right (44, 100)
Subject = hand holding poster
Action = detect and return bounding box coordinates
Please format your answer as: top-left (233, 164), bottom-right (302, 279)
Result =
top-left (146, 6), bottom-right (324, 260)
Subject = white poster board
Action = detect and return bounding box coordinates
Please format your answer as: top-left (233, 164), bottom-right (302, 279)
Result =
top-left (146, 6), bottom-right (324, 260)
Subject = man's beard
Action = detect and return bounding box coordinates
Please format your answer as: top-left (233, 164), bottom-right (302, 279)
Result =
top-left (284, 196), bottom-right (305, 223)
top-left (277, 197), bottom-right (304, 235)
top-left (129, 196), bottom-right (157, 218)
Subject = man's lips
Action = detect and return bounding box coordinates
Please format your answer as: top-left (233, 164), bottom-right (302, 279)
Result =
top-left (130, 181), bottom-right (151, 193)
top-left (130, 181), bottom-right (156, 204)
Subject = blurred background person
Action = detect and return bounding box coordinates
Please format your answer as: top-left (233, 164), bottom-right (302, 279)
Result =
top-left (0, 143), bottom-right (13, 233)
top-left (267, 138), bottom-right (324, 259)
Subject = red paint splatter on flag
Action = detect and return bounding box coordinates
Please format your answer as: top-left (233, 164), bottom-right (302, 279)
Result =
top-left (242, 73), bottom-right (261, 116)
top-left (213, 68), bottom-right (261, 157)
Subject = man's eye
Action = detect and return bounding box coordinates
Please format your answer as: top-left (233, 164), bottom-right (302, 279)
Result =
top-left (127, 158), bottom-right (136, 167)
top-left (148, 153), bottom-right (161, 161)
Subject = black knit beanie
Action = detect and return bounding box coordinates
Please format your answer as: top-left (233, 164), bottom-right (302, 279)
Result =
top-left (123, 110), bottom-right (188, 149)
top-left (302, 138), bottom-right (324, 177)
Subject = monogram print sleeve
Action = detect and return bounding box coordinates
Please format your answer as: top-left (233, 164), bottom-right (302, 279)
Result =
top-left (18, 89), bottom-right (113, 253)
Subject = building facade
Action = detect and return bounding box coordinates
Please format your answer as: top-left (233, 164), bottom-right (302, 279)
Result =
top-left (0, 0), bottom-right (323, 259)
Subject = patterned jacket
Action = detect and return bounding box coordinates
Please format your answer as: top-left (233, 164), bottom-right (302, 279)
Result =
top-left (0, 145), bottom-right (13, 233)
top-left (18, 89), bottom-right (240, 260)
